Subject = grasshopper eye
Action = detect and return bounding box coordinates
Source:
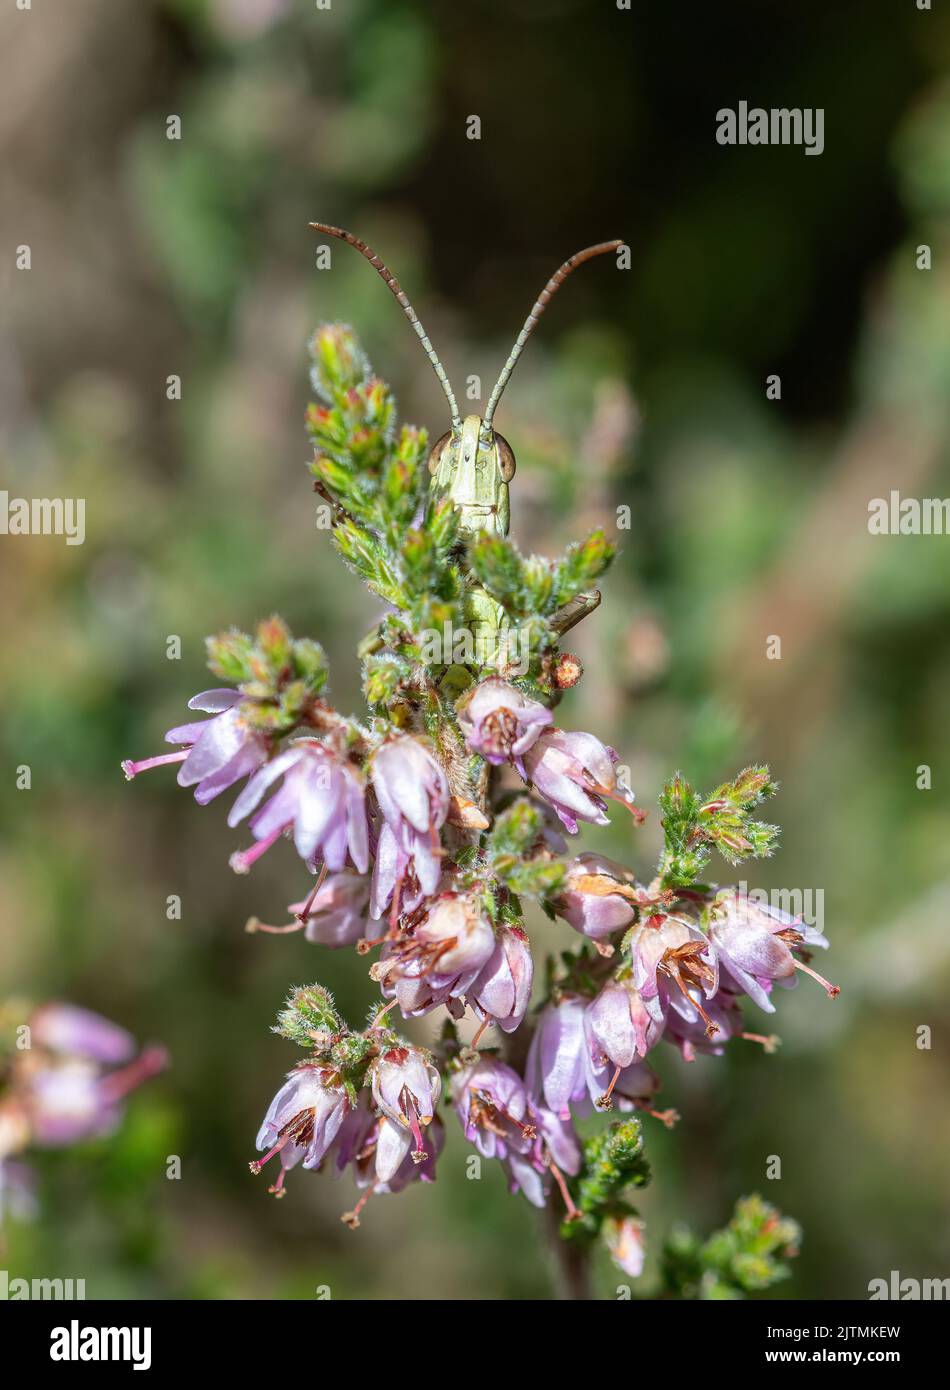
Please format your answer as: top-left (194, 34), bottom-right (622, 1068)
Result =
top-left (496, 434), bottom-right (516, 482)
top-left (428, 431), bottom-right (452, 475)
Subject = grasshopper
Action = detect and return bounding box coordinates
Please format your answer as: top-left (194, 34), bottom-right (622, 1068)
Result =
top-left (311, 224), bottom-right (620, 668)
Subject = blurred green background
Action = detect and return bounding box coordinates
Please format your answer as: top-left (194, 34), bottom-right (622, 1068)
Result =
top-left (2, 0), bottom-right (949, 1299)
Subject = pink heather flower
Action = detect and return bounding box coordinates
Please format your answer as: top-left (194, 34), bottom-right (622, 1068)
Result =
top-left (26, 1063), bottom-right (114, 1146)
top-left (30, 1003), bottom-right (135, 1065)
top-left (524, 995), bottom-right (595, 1119)
top-left (585, 978), bottom-right (663, 1072)
top-left (452, 1058), bottom-right (582, 1211)
top-left (329, 1096), bottom-right (376, 1180)
top-left (227, 738), bottom-right (369, 876)
top-left (589, 1058), bottom-right (662, 1114)
top-left (527, 995), bottom-right (665, 1119)
top-left (469, 924), bottom-right (534, 1034)
top-left (122, 689), bottom-right (269, 805)
top-left (289, 870), bottom-right (369, 947)
top-left (341, 1111), bottom-right (445, 1225)
top-left (457, 678), bottom-right (552, 768)
top-left (452, 1057), bottom-right (537, 1164)
top-left (556, 854), bottom-right (639, 941)
top-left (369, 1047), bottom-right (442, 1178)
top-left (25, 1042), bottom-right (167, 1147)
top-left (531, 1103), bottom-right (582, 1183)
top-left (369, 736), bottom-right (449, 918)
top-left (251, 1064), bottom-right (349, 1197)
top-left (372, 1115), bottom-right (444, 1194)
top-left (708, 891), bottom-right (837, 1013)
top-left (627, 916), bottom-right (720, 1037)
top-left (521, 729), bottom-right (635, 833)
top-left (374, 892), bottom-right (495, 1018)
top-left (604, 1214), bottom-right (646, 1279)
top-left (664, 991), bottom-right (742, 1061)
top-left (504, 1101), bottom-right (584, 1210)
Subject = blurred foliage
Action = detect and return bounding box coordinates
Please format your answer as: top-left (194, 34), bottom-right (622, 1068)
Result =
top-left (1, 0), bottom-right (949, 1298)
top-left (661, 1195), bottom-right (801, 1300)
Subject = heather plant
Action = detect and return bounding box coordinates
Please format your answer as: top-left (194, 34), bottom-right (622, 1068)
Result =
top-left (122, 230), bottom-right (837, 1298)
top-left (0, 1001), bottom-right (166, 1229)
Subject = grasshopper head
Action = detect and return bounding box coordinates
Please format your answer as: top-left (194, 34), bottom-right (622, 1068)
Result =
top-left (309, 226), bottom-right (620, 542)
top-left (427, 415), bottom-right (515, 539)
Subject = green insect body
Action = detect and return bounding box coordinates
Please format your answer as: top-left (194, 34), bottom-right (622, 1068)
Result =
top-left (312, 224), bottom-right (618, 673)
top-left (428, 413), bottom-right (513, 668)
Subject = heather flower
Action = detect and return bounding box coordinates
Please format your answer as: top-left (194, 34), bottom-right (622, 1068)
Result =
top-left (374, 1115), bottom-right (444, 1193)
top-left (521, 729), bottom-right (635, 833)
top-left (452, 1057), bottom-right (537, 1163)
top-left (664, 990), bottom-right (747, 1060)
top-left (26, 1062), bottom-right (116, 1146)
top-left (289, 870), bottom-right (369, 947)
top-left (532, 1102), bottom-right (582, 1181)
top-left (122, 689), bottom-right (269, 805)
top-left (555, 853), bottom-right (639, 941)
top-left (26, 1043), bottom-right (167, 1147)
top-left (370, 1046), bottom-right (442, 1177)
top-left (469, 924), bottom-right (534, 1033)
top-left (341, 1114), bottom-right (445, 1225)
top-left (627, 916), bottom-right (720, 1037)
top-left (227, 738), bottom-right (369, 875)
top-left (524, 995), bottom-right (593, 1119)
top-left (504, 1101), bottom-right (584, 1209)
top-left (585, 977), bottom-right (663, 1072)
top-left (452, 1057), bottom-right (581, 1210)
top-left (708, 891), bottom-right (837, 1013)
top-left (594, 1058), bottom-right (662, 1112)
top-left (369, 735), bottom-right (450, 916)
top-left (30, 1003), bottom-right (135, 1065)
top-left (457, 678), bottom-right (552, 768)
top-left (329, 1096), bottom-right (377, 1180)
top-left (374, 892), bottom-right (495, 1017)
top-left (503, 1149), bottom-right (549, 1209)
top-left (251, 1064), bottom-right (349, 1196)
top-left (584, 1053), bottom-right (665, 1122)
top-left (527, 994), bottom-right (668, 1120)
top-left (605, 1214), bottom-right (646, 1279)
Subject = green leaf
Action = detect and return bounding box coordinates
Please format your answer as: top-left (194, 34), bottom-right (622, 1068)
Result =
top-left (205, 628), bottom-right (255, 683)
top-left (363, 654), bottom-right (411, 706)
top-left (550, 529), bottom-right (615, 609)
top-left (274, 984), bottom-right (341, 1047)
top-left (333, 519), bottom-right (403, 604)
top-left (561, 1118), bottom-right (651, 1242)
top-left (467, 534), bottom-right (526, 612)
top-left (308, 323), bottom-right (368, 399)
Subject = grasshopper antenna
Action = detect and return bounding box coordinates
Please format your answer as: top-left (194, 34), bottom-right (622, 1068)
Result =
top-left (310, 223), bottom-right (461, 430)
top-left (483, 239), bottom-right (623, 431)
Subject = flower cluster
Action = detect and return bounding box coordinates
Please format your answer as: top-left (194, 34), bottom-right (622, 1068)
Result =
top-left (124, 323), bottom-right (825, 1290)
top-left (0, 1001), bottom-right (166, 1224)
